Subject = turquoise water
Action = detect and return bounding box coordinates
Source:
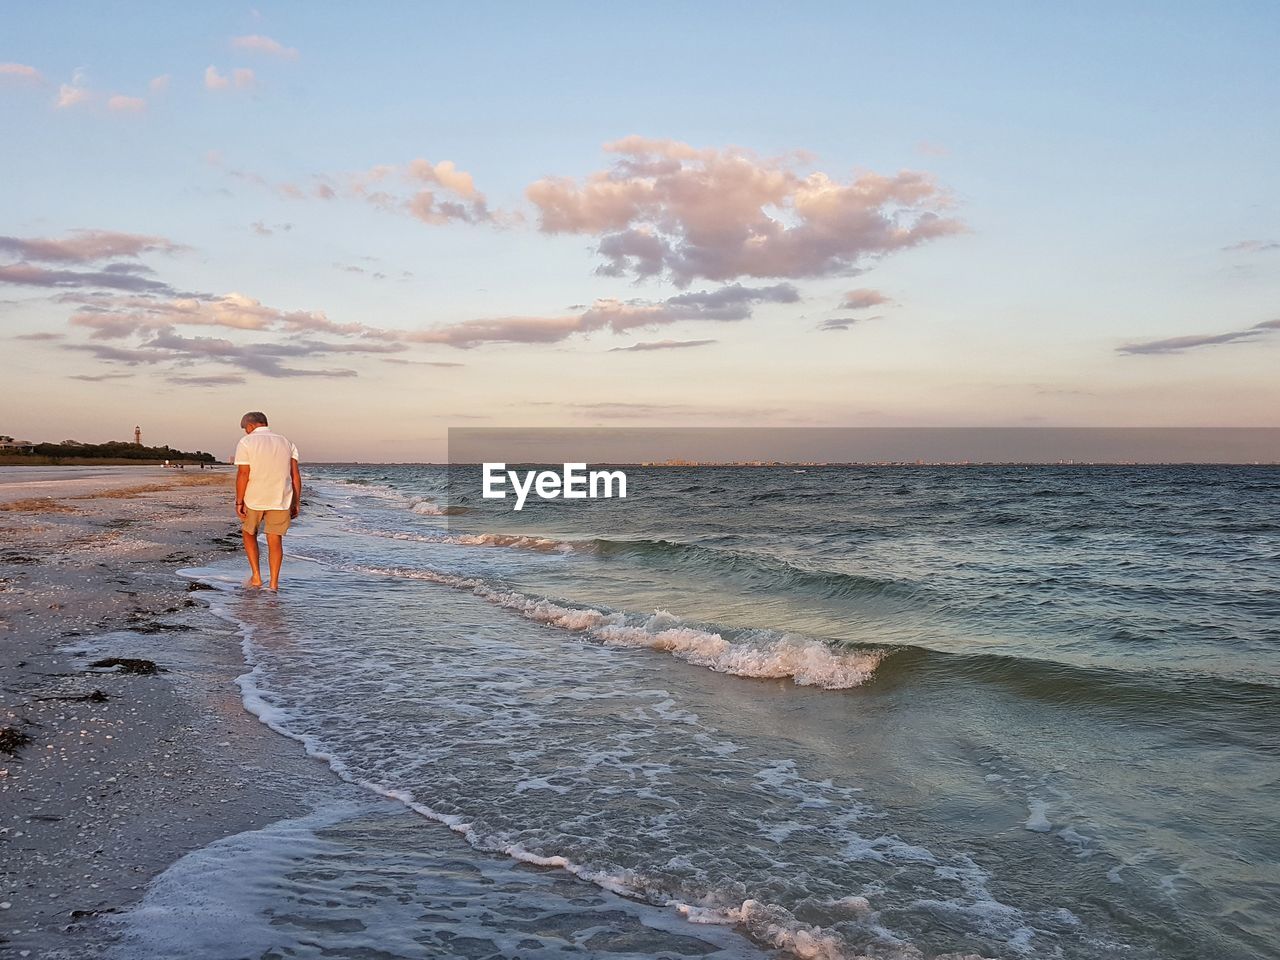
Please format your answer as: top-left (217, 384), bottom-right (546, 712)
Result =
top-left (136, 465), bottom-right (1279, 959)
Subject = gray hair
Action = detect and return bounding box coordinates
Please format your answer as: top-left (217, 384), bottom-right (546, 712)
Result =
top-left (240, 411), bottom-right (269, 429)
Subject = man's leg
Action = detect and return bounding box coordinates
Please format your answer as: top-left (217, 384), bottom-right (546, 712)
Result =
top-left (242, 530), bottom-right (262, 586)
top-left (266, 533), bottom-right (284, 590)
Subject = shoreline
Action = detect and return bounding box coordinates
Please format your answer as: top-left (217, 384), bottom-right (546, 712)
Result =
top-left (2, 467), bottom-right (774, 960)
top-left (0, 467), bottom-right (319, 957)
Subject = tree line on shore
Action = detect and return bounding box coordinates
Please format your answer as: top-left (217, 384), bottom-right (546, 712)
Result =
top-left (15, 440), bottom-right (218, 463)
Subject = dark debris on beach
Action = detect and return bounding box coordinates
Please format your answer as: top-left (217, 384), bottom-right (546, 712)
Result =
top-left (87, 658), bottom-right (165, 675)
top-left (34, 690), bottom-right (109, 704)
top-left (0, 725), bottom-right (33, 755)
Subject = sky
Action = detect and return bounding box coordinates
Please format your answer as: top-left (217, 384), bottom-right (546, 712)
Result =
top-left (1, 1), bottom-right (1277, 461)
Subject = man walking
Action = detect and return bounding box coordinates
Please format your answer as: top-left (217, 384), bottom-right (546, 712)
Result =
top-left (233, 411), bottom-right (301, 591)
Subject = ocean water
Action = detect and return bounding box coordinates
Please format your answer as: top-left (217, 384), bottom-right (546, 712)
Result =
top-left (125, 465), bottom-right (1279, 959)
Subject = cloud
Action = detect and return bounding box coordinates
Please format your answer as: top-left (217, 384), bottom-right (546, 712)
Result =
top-left (565, 401), bottom-right (784, 420)
top-left (206, 66), bottom-right (253, 91)
top-left (527, 136), bottom-right (964, 285)
top-left (150, 74), bottom-right (171, 93)
top-left (0, 230), bottom-right (182, 263)
top-left (1118, 319), bottom-right (1279, 355)
top-left (402, 282), bottom-right (798, 348)
top-left (167, 373), bottom-right (247, 386)
top-left (217, 156), bottom-right (495, 225)
top-left (351, 159), bottom-right (494, 224)
top-left (55, 82), bottom-right (90, 108)
top-left (1222, 239), bottom-right (1280, 254)
top-left (0, 62), bottom-right (42, 83)
top-left (334, 262), bottom-right (386, 279)
top-left (107, 94), bottom-right (146, 113)
top-left (1032, 386), bottom-right (1096, 397)
top-left (232, 34), bottom-right (299, 60)
top-left (67, 330), bottom-right (362, 379)
top-left (571, 402), bottom-right (703, 417)
top-left (14, 239), bottom-right (396, 366)
top-left (55, 281), bottom-right (418, 380)
top-left (68, 291), bottom-right (357, 338)
top-left (64, 342), bottom-right (167, 363)
top-left (818, 316), bottom-right (880, 331)
top-left (69, 371), bottom-right (134, 381)
top-left (35, 227), bottom-right (802, 377)
top-left (264, 337), bottom-right (406, 357)
top-left (662, 282), bottom-right (799, 317)
top-left (204, 66), bottom-right (229, 90)
top-left (0, 263), bottom-right (179, 295)
top-left (409, 159), bottom-right (477, 197)
top-left (250, 221), bottom-right (292, 236)
top-left (839, 288), bottom-right (892, 310)
top-left (609, 338), bottom-right (718, 352)
top-left (382, 358), bottom-right (465, 367)
top-left (13, 331), bottom-right (64, 341)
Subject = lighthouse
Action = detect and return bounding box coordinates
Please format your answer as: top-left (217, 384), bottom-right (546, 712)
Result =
top-left (134, 425), bottom-right (142, 446)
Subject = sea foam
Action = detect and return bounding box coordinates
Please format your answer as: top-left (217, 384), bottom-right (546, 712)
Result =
top-left (353, 563), bottom-right (886, 690)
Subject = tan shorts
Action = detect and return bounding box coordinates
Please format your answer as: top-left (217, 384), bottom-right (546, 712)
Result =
top-left (242, 508), bottom-right (291, 536)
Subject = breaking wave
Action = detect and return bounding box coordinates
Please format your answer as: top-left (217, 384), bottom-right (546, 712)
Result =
top-left (351, 562), bottom-right (886, 690)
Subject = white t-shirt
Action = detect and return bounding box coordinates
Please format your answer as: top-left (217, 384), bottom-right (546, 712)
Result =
top-left (233, 427), bottom-right (300, 511)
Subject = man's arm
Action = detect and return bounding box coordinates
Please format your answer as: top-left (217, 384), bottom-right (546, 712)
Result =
top-left (236, 465), bottom-right (250, 518)
top-left (290, 458), bottom-right (302, 518)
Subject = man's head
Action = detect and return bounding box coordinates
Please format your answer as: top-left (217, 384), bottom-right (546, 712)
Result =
top-left (240, 411), bottom-right (269, 433)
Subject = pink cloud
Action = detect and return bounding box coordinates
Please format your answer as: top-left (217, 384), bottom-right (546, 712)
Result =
top-left (28, 242), bottom-right (418, 380)
top-left (839, 288), bottom-right (893, 310)
top-left (353, 160), bottom-right (493, 224)
top-left (62, 311), bottom-right (403, 379)
top-left (204, 66), bottom-right (230, 90)
top-left (0, 62), bottom-right (42, 83)
top-left (149, 74), bottom-right (171, 93)
top-left (408, 159), bottom-right (477, 198)
top-left (107, 94), bottom-right (146, 113)
top-left (0, 230), bottom-right (182, 263)
top-left (223, 157), bottom-right (495, 225)
top-left (69, 292), bottom-right (349, 339)
top-left (527, 136), bottom-right (964, 286)
top-left (55, 83), bottom-right (90, 108)
top-left (205, 66), bottom-right (254, 91)
top-left (400, 283), bottom-right (797, 348)
top-left (232, 34), bottom-right (299, 60)
top-left (69, 328), bottom-right (363, 379)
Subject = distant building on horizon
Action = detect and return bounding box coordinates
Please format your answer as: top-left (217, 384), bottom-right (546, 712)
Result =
top-left (0, 436), bottom-right (35, 453)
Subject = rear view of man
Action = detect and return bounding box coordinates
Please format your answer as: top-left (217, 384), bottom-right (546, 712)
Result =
top-left (234, 411), bottom-right (301, 591)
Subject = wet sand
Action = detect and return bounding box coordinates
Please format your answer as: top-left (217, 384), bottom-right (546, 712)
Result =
top-left (0, 467), bottom-right (322, 958)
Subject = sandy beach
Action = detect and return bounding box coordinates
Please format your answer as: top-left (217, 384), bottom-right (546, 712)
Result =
top-left (0, 466), bottom-right (318, 958)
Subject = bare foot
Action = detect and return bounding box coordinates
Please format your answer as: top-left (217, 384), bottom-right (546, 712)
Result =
top-left (267, 582), bottom-right (280, 592)
top-left (246, 577), bottom-right (263, 588)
